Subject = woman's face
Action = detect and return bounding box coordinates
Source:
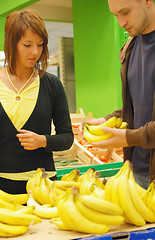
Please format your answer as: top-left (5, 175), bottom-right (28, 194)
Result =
top-left (16, 28), bottom-right (44, 69)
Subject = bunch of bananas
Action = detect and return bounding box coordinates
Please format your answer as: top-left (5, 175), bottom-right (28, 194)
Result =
top-left (104, 160), bottom-right (155, 226)
top-left (26, 168), bottom-right (53, 205)
top-left (84, 116), bottom-right (127, 143)
top-left (0, 189), bottom-right (41, 237)
top-left (141, 180), bottom-right (155, 211)
top-left (51, 187), bottom-right (124, 234)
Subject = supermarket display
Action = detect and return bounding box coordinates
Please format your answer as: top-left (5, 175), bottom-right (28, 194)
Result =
top-left (0, 165), bottom-right (154, 237)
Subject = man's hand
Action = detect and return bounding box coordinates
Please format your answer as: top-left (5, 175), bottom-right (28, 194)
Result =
top-left (16, 129), bottom-right (47, 150)
top-left (91, 126), bottom-right (128, 149)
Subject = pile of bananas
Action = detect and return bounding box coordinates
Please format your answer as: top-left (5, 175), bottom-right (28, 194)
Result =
top-left (51, 187), bottom-right (124, 234)
top-left (1, 163), bottom-right (155, 237)
top-left (0, 189), bottom-right (41, 237)
top-left (84, 116), bottom-right (127, 142)
top-left (104, 160), bottom-right (155, 226)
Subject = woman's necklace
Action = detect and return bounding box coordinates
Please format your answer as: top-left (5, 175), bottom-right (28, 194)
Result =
top-left (6, 67), bottom-right (35, 101)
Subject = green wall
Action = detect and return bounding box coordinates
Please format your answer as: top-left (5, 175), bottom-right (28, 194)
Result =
top-left (72, 0), bottom-right (125, 118)
top-left (0, 0), bottom-right (38, 50)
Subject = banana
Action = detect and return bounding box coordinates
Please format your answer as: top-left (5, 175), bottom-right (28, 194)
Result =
top-left (118, 167), bottom-right (146, 226)
top-left (0, 196), bottom-right (22, 210)
top-left (50, 217), bottom-right (71, 230)
top-left (54, 186), bottom-right (66, 197)
top-left (79, 195), bottom-right (123, 216)
top-left (0, 207), bottom-right (41, 226)
top-left (26, 168), bottom-right (44, 194)
top-left (104, 177), bottom-right (115, 202)
top-left (150, 183), bottom-right (155, 212)
top-left (79, 182), bottom-right (95, 195)
top-left (75, 194), bottom-right (124, 226)
top-left (0, 222), bottom-right (28, 237)
top-left (53, 180), bottom-right (81, 190)
top-left (128, 171), bottom-right (155, 223)
top-left (60, 188), bottom-right (109, 234)
top-left (27, 192), bottom-right (59, 219)
top-left (77, 168), bottom-right (95, 182)
top-left (84, 126), bottom-right (113, 143)
top-left (92, 184), bottom-right (105, 200)
top-left (57, 189), bottom-right (74, 231)
top-left (86, 116), bottom-right (117, 135)
top-left (15, 206), bottom-right (35, 215)
top-left (110, 177), bottom-right (121, 207)
top-left (115, 118), bottom-right (123, 128)
top-left (61, 169), bottom-right (80, 182)
top-left (0, 189), bottom-right (29, 205)
top-left (135, 181), bottom-right (146, 196)
top-left (38, 173), bottom-right (50, 205)
top-left (119, 122), bottom-right (128, 129)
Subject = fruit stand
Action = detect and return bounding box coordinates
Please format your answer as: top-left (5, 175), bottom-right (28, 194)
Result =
top-left (0, 111), bottom-right (155, 239)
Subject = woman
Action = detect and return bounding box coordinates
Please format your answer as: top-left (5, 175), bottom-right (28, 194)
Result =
top-left (0, 9), bottom-right (74, 193)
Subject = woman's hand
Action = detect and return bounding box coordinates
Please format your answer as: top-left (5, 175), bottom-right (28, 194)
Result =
top-left (16, 129), bottom-right (47, 150)
top-left (91, 126), bottom-right (128, 149)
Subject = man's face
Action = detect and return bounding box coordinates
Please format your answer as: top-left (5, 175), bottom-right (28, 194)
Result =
top-left (108, 0), bottom-right (151, 36)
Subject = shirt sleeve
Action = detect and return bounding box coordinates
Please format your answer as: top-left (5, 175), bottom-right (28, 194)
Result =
top-left (44, 75), bottom-right (74, 152)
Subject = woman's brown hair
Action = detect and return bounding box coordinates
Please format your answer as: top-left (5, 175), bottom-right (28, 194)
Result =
top-left (4, 9), bottom-right (49, 77)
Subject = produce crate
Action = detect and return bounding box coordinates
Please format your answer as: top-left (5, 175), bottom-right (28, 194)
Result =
top-left (74, 227), bottom-right (155, 240)
top-left (54, 138), bottom-right (123, 176)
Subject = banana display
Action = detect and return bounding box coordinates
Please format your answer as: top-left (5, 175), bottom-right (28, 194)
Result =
top-left (84, 116), bottom-right (128, 143)
top-left (0, 165), bottom-right (155, 237)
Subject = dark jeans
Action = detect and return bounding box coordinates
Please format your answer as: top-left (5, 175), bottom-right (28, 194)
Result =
top-left (133, 172), bottom-right (150, 190)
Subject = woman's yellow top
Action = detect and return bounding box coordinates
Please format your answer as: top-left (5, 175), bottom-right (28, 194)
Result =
top-left (0, 76), bottom-right (40, 130)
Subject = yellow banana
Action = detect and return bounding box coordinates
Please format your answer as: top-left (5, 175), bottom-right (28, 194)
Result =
top-left (115, 118), bottom-right (123, 128)
top-left (54, 186), bottom-right (66, 197)
top-left (104, 177), bottom-right (115, 202)
top-left (27, 192), bottom-right (59, 219)
top-left (110, 177), bottom-right (121, 207)
top-left (38, 174), bottom-right (50, 205)
top-left (128, 171), bottom-right (155, 223)
top-left (75, 194), bottom-right (124, 226)
top-left (15, 206), bottom-right (35, 215)
top-left (53, 180), bottom-right (81, 190)
top-left (0, 222), bottom-right (28, 237)
top-left (135, 182), bottom-right (146, 196)
top-left (84, 126), bottom-right (113, 143)
top-left (57, 189), bottom-right (74, 231)
top-left (50, 217), bottom-right (71, 230)
top-left (86, 116), bottom-right (117, 135)
top-left (45, 177), bottom-right (53, 192)
top-left (92, 184), bottom-right (105, 200)
top-left (79, 182), bottom-right (95, 195)
top-left (61, 169), bottom-right (80, 181)
top-left (119, 122), bottom-right (128, 129)
top-left (0, 190), bottom-right (28, 205)
top-left (0, 207), bottom-right (41, 226)
top-left (61, 188), bottom-right (109, 234)
top-left (26, 168), bottom-right (43, 194)
top-left (77, 168), bottom-right (95, 182)
top-left (79, 195), bottom-right (123, 216)
top-left (118, 167), bottom-right (146, 226)
top-left (150, 183), bottom-right (155, 212)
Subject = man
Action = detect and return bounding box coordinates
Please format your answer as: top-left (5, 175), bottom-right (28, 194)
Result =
top-left (85, 0), bottom-right (155, 189)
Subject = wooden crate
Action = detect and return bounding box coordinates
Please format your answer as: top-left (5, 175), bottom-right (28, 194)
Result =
top-left (53, 138), bottom-right (123, 170)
